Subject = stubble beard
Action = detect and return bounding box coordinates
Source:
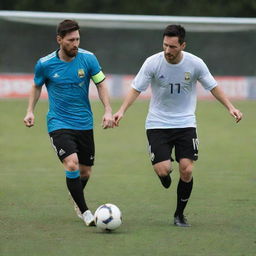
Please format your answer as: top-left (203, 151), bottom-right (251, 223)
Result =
top-left (63, 47), bottom-right (78, 58)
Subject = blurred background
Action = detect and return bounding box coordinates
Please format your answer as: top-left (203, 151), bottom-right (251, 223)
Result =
top-left (1, 0), bottom-right (256, 99)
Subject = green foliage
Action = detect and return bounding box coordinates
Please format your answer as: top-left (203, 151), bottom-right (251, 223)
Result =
top-left (0, 99), bottom-right (255, 256)
top-left (1, 0), bottom-right (256, 17)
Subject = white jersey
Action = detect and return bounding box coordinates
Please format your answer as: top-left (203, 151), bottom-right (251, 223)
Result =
top-left (132, 51), bottom-right (217, 129)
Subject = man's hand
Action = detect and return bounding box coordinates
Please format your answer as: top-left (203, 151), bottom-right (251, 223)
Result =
top-left (102, 112), bottom-right (114, 129)
top-left (229, 108), bottom-right (243, 123)
top-left (113, 110), bottom-right (124, 127)
top-left (23, 112), bottom-right (35, 127)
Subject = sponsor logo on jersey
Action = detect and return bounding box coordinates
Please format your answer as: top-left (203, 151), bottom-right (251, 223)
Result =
top-left (184, 72), bottom-right (191, 81)
top-left (78, 69), bottom-right (85, 78)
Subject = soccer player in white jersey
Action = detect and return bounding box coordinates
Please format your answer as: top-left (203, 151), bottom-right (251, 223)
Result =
top-left (114, 25), bottom-right (243, 227)
top-left (24, 20), bottom-right (114, 226)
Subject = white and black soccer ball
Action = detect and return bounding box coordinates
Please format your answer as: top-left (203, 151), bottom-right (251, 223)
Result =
top-left (94, 203), bottom-right (122, 231)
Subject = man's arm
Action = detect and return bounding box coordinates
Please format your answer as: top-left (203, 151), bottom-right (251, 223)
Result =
top-left (96, 80), bottom-right (114, 129)
top-left (210, 85), bottom-right (243, 123)
top-left (113, 88), bottom-right (141, 126)
top-left (23, 84), bottom-right (42, 127)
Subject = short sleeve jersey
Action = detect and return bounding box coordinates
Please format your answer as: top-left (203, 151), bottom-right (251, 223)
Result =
top-left (132, 51), bottom-right (217, 129)
top-left (34, 48), bottom-right (105, 132)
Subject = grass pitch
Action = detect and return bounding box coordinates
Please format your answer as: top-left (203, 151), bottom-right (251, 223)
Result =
top-left (0, 99), bottom-right (255, 256)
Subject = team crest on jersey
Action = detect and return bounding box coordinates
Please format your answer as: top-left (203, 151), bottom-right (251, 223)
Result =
top-left (184, 72), bottom-right (191, 81)
top-left (78, 69), bottom-right (85, 78)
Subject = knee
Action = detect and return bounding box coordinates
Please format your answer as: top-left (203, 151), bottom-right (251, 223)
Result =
top-left (180, 164), bottom-right (193, 182)
top-left (80, 172), bottom-right (90, 179)
top-left (80, 166), bottom-right (92, 179)
top-left (64, 159), bottom-right (79, 171)
top-left (154, 161), bottom-right (172, 177)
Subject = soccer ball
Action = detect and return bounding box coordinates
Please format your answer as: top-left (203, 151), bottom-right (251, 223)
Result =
top-left (94, 203), bottom-right (122, 231)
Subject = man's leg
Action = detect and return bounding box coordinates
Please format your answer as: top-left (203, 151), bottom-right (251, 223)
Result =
top-left (63, 154), bottom-right (95, 226)
top-left (153, 160), bottom-right (173, 189)
top-left (147, 129), bottom-right (173, 189)
top-left (63, 153), bottom-right (88, 213)
top-left (174, 158), bottom-right (194, 227)
top-left (79, 164), bottom-right (92, 189)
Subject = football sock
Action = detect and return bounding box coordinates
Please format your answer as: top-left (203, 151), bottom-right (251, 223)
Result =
top-left (174, 178), bottom-right (193, 217)
top-left (66, 170), bottom-right (88, 214)
top-left (158, 174), bottom-right (172, 189)
top-left (80, 177), bottom-right (89, 189)
top-left (158, 169), bottom-right (172, 189)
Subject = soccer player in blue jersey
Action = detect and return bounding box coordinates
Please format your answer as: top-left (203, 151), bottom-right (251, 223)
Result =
top-left (24, 20), bottom-right (114, 226)
top-left (114, 25), bottom-right (243, 227)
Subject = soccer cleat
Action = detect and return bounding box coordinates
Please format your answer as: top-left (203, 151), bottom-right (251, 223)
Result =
top-left (174, 215), bottom-right (191, 227)
top-left (68, 192), bottom-right (83, 220)
top-left (83, 210), bottom-right (96, 226)
top-left (158, 170), bottom-right (172, 189)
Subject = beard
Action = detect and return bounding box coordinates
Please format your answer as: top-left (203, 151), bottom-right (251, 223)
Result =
top-left (164, 53), bottom-right (174, 63)
top-left (164, 52), bottom-right (181, 64)
top-left (63, 47), bottom-right (78, 58)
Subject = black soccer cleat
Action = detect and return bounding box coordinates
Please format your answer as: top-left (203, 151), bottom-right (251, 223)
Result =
top-left (158, 170), bottom-right (172, 189)
top-left (174, 215), bottom-right (191, 227)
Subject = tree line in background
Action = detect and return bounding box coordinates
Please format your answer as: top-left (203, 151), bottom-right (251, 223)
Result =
top-left (1, 0), bottom-right (256, 17)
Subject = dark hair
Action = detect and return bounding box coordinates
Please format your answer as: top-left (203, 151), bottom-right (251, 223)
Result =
top-left (163, 25), bottom-right (186, 44)
top-left (57, 19), bottom-right (80, 37)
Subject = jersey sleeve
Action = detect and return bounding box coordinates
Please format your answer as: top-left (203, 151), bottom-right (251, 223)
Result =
top-left (132, 58), bottom-right (153, 92)
top-left (197, 60), bottom-right (217, 91)
top-left (88, 54), bottom-right (106, 84)
top-left (34, 60), bottom-right (46, 86)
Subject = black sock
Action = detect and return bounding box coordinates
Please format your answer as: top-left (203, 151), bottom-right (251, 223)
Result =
top-left (80, 177), bottom-right (89, 189)
top-left (66, 177), bottom-right (88, 214)
top-left (174, 178), bottom-right (193, 217)
top-left (158, 174), bottom-right (172, 189)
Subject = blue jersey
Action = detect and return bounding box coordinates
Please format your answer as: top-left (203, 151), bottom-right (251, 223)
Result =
top-left (34, 48), bottom-right (105, 132)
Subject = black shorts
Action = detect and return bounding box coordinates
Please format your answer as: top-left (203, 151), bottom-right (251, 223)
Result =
top-left (146, 128), bottom-right (199, 165)
top-left (49, 129), bottom-right (95, 166)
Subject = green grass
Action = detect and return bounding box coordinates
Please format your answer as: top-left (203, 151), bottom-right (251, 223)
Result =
top-left (0, 99), bottom-right (255, 256)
